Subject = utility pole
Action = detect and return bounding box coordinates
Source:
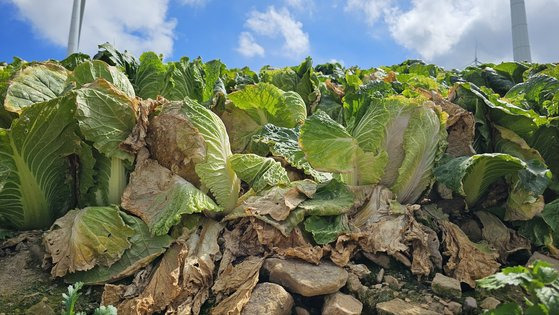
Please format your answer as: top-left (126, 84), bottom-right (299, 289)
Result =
top-left (67, 0), bottom-right (86, 55)
top-left (510, 0), bottom-right (532, 62)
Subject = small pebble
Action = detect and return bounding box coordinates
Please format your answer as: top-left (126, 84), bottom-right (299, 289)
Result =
top-left (384, 275), bottom-right (400, 290)
top-left (480, 297), bottom-right (500, 310)
top-left (447, 301), bottom-right (462, 315)
top-left (376, 268), bottom-right (385, 283)
top-left (463, 296), bottom-right (477, 312)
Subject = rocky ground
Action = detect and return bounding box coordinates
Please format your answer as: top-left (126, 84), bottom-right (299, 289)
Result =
top-left (1, 230), bottom-right (558, 315)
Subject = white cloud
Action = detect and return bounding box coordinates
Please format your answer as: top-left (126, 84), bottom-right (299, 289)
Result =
top-left (236, 32), bottom-right (265, 57)
top-left (10, 0), bottom-right (176, 58)
top-left (284, 0), bottom-right (314, 12)
top-left (384, 1), bottom-right (482, 60)
top-left (345, 0), bottom-right (559, 69)
top-left (239, 6), bottom-right (310, 59)
top-left (329, 58), bottom-right (345, 66)
top-left (344, 0), bottom-right (394, 25)
top-left (285, 0), bottom-right (304, 10)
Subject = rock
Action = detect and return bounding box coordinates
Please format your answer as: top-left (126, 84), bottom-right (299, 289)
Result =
top-left (363, 252), bottom-right (391, 268)
top-left (447, 301), bottom-right (462, 314)
top-left (346, 263), bottom-right (371, 279)
top-left (384, 275), bottom-right (400, 290)
top-left (480, 297), bottom-right (500, 310)
top-left (264, 258), bottom-right (348, 297)
top-left (346, 273), bottom-right (366, 295)
top-left (241, 283), bottom-right (293, 315)
top-left (377, 298), bottom-right (439, 315)
top-left (463, 297), bottom-right (477, 312)
top-left (295, 306), bottom-right (310, 315)
top-left (25, 297), bottom-right (55, 315)
top-left (322, 292), bottom-right (363, 315)
top-left (376, 268), bottom-right (385, 284)
top-left (431, 273), bottom-right (461, 299)
top-left (459, 219), bottom-right (482, 242)
top-left (527, 252), bottom-right (559, 271)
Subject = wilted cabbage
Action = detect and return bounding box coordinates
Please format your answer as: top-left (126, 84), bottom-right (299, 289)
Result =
top-left (300, 95), bottom-right (447, 204)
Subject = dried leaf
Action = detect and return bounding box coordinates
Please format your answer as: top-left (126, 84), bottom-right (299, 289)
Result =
top-left (211, 256), bottom-right (264, 315)
top-left (251, 219), bottom-right (324, 264)
top-left (170, 220), bottom-right (222, 315)
top-left (223, 219), bottom-right (265, 257)
top-left (44, 206), bottom-right (134, 277)
top-left (239, 186), bottom-right (305, 221)
top-left (476, 211), bottom-right (531, 262)
top-left (120, 98), bottom-right (159, 154)
top-left (441, 220), bottom-right (500, 287)
top-left (123, 242), bottom-right (186, 314)
top-left (407, 219), bottom-right (442, 276)
top-left (421, 89), bottom-right (475, 157)
top-left (146, 102), bottom-right (206, 185)
top-left (102, 284), bottom-right (126, 306)
top-left (327, 234), bottom-right (359, 267)
top-left (358, 214), bottom-right (409, 255)
top-left (0, 230), bottom-right (41, 249)
top-left (113, 220), bottom-right (223, 315)
top-left (121, 148), bottom-right (220, 236)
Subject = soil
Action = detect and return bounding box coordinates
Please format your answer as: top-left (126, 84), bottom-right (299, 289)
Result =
top-left (0, 232), bottom-right (102, 314)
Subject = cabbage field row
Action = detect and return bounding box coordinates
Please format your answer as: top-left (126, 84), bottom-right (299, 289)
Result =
top-left (0, 43), bottom-right (558, 314)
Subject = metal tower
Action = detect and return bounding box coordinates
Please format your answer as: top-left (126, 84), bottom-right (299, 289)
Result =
top-left (510, 0), bottom-right (532, 62)
top-left (67, 0), bottom-right (86, 55)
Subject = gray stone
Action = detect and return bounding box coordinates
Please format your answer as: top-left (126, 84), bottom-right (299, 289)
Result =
top-left (459, 219), bottom-right (482, 242)
top-left (463, 297), bottom-right (477, 312)
top-left (363, 252), bottom-right (391, 268)
top-left (26, 297), bottom-right (55, 315)
top-left (384, 275), bottom-right (400, 290)
top-left (346, 263), bottom-right (371, 279)
top-left (431, 273), bottom-right (461, 299)
top-left (480, 297), bottom-right (500, 310)
top-left (447, 301), bottom-right (462, 315)
top-left (295, 306), bottom-right (310, 315)
top-left (241, 283), bottom-right (293, 315)
top-left (376, 268), bottom-right (385, 284)
top-left (377, 298), bottom-right (439, 315)
top-left (346, 273), bottom-right (366, 295)
top-left (264, 258), bottom-right (348, 297)
top-left (424, 295), bottom-right (433, 303)
top-left (322, 292), bottom-right (363, 315)
top-left (527, 252), bottom-right (559, 271)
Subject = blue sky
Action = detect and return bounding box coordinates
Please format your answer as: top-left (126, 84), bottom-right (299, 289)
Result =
top-left (1, 0), bottom-right (557, 70)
